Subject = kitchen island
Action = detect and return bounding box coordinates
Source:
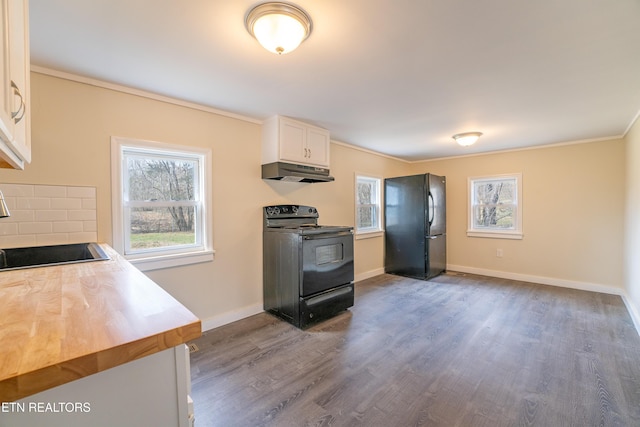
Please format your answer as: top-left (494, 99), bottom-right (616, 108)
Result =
top-left (0, 244), bottom-right (201, 427)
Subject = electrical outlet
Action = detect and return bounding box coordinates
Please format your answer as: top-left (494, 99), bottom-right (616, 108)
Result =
top-left (496, 248), bottom-right (503, 258)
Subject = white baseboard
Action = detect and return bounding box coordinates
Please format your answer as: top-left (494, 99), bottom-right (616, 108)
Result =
top-left (447, 264), bottom-right (624, 296)
top-left (197, 267), bottom-right (382, 332)
top-left (199, 268), bottom-right (383, 332)
top-left (621, 294), bottom-right (640, 336)
top-left (200, 303), bottom-right (263, 332)
top-left (198, 267), bottom-right (640, 338)
top-left (447, 263), bottom-right (640, 337)
top-left (355, 267), bottom-right (385, 283)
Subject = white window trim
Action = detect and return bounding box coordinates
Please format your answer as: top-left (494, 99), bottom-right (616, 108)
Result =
top-left (355, 174), bottom-right (384, 239)
top-left (467, 173), bottom-right (523, 240)
top-left (111, 136), bottom-right (214, 271)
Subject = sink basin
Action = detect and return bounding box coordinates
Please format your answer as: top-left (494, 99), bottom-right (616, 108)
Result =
top-left (0, 242), bottom-right (110, 271)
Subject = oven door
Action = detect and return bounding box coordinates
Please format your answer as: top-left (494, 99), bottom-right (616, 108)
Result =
top-left (301, 230), bottom-right (354, 297)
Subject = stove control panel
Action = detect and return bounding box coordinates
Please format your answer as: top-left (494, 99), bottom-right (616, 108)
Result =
top-left (264, 205), bottom-right (317, 218)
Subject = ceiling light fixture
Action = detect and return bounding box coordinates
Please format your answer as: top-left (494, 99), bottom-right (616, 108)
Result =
top-left (452, 132), bottom-right (483, 147)
top-left (245, 2), bottom-right (312, 55)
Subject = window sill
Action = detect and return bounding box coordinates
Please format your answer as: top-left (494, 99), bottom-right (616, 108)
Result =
top-left (128, 249), bottom-right (215, 272)
top-left (467, 230), bottom-right (523, 240)
top-left (355, 230), bottom-right (384, 240)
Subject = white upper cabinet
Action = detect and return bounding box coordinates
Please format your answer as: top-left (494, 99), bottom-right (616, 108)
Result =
top-left (262, 115), bottom-right (330, 168)
top-left (0, 2), bottom-right (14, 144)
top-left (0, 0), bottom-right (30, 169)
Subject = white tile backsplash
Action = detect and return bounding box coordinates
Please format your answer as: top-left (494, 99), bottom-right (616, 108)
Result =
top-left (0, 183), bottom-right (98, 248)
top-left (34, 185), bottom-right (68, 198)
top-left (3, 184), bottom-right (34, 198)
top-left (19, 222), bottom-right (53, 234)
top-left (68, 209), bottom-right (96, 221)
top-left (68, 187), bottom-right (96, 198)
top-left (16, 197), bottom-right (51, 210)
top-left (52, 221), bottom-right (83, 233)
top-left (50, 198), bottom-right (82, 210)
top-left (0, 223), bottom-right (18, 235)
top-left (81, 198), bottom-right (97, 210)
top-left (35, 210), bottom-right (68, 222)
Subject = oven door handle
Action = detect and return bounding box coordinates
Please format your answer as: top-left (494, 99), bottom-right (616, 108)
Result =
top-left (303, 231), bottom-right (353, 240)
top-left (305, 285), bottom-right (354, 306)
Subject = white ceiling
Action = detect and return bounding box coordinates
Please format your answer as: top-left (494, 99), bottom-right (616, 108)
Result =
top-left (29, 0), bottom-right (640, 161)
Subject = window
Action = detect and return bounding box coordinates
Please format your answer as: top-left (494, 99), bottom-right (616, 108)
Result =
top-left (468, 173), bottom-right (523, 239)
top-left (355, 175), bottom-right (383, 237)
top-left (111, 137), bottom-right (213, 271)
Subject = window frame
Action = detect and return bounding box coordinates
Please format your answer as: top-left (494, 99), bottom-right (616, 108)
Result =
top-left (355, 174), bottom-right (384, 239)
top-left (467, 173), bottom-right (523, 240)
top-left (111, 137), bottom-right (214, 271)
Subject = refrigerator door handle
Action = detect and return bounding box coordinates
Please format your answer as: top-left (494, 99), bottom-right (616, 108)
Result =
top-left (428, 192), bottom-right (435, 225)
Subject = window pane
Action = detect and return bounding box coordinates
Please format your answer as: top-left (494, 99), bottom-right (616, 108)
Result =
top-left (130, 206), bottom-right (196, 250)
top-left (468, 174), bottom-right (522, 238)
top-left (355, 176), bottom-right (381, 233)
top-left (474, 179), bottom-right (515, 205)
top-left (473, 205), bottom-right (514, 229)
top-left (127, 157), bottom-right (196, 202)
top-left (357, 206), bottom-right (375, 228)
top-left (357, 182), bottom-right (372, 205)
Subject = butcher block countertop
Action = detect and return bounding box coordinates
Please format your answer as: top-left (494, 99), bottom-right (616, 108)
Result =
top-left (0, 244), bottom-right (201, 402)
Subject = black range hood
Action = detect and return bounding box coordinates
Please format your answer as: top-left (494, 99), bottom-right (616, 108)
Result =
top-left (262, 162), bottom-right (335, 183)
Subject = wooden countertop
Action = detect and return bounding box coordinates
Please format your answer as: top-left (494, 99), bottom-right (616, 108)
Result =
top-left (0, 244), bottom-right (201, 402)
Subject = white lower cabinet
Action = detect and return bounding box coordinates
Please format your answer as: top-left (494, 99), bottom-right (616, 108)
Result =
top-left (4, 346), bottom-right (194, 427)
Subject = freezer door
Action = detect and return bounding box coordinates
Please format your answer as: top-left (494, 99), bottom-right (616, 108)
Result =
top-left (426, 234), bottom-right (446, 279)
top-left (427, 174), bottom-right (446, 236)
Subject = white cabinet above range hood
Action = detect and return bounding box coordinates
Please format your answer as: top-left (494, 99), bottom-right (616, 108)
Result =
top-left (261, 115), bottom-right (333, 183)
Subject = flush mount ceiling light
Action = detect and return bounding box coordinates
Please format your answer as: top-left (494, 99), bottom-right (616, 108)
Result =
top-left (245, 2), bottom-right (312, 55)
top-left (452, 132), bottom-right (483, 147)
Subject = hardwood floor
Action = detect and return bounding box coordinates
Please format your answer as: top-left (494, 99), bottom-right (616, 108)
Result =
top-left (189, 273), bottom-right (640, 426)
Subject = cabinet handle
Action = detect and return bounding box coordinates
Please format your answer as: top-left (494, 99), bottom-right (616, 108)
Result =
top-left (304, 148), bottom-right (308, 158)
top-left (308, 148), bottom-right (311, 158)
top-left (10, 81), bottom-right (25, 124)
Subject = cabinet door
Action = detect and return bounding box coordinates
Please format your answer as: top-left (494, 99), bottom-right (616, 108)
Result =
top-left (0, 0), bottom-right (14, 143)
top-left (266, 115), bottom-right (331, 168)
top-left (0, 0), bottom-right (28, 169)
top-left (306, 126), bottom-right (330, 167)
top-left (279, 118), bottom-right (306, 163)
top-left (6, 0), bottom-right (29, 162)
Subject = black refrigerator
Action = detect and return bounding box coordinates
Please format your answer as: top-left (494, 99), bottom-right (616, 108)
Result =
top-left (384, 173), bottom-right (446, 280)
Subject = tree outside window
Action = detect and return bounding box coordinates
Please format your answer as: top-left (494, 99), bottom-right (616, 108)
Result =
top-left (125, 154), bottom-right (199, 251)
top-left (468, 174), bottom-right (523, 239)
top-left (111, 137), bottom-right (213, 271)
top-left (356, 175), bottom-right (382, 235)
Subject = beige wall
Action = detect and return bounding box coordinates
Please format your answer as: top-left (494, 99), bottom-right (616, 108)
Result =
top-left (0, 71), bottom-right (632, 330)
top-left (0, 72), bottom-right (405, 329)
top-left (409, 140), bottom-right (626, 291)
top-left (624, 116), bottom-right (640, 326)
top-left (260, 142), bottom-right (408, 280)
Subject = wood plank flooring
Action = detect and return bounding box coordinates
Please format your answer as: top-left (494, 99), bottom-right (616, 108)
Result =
top-left (189, 273), bottom-right (640, 426)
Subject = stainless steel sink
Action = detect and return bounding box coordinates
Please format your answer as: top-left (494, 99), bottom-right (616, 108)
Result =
top-left (0, 242), bottom-right (110, 271)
